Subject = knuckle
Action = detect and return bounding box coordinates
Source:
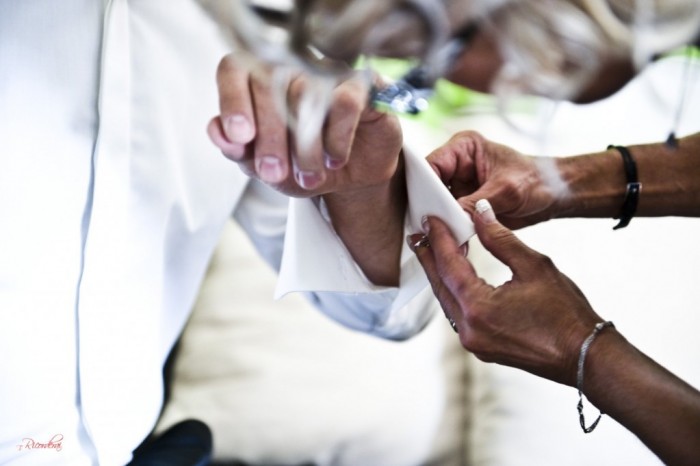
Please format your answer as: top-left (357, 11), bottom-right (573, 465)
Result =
top-left (450, 130), bottom-right (483, 143)
top-left (449, 277), bottom-right (472, 301)
top-left (489, 226), bottom-right (515, 246)
top-left (533, 252), bottom-right (555, 270)
top-left (458, 333), bottom-right (488, 358)
top-left (216, 53), bottom-right (237, 77)
top-left (333, 88), bottom-right (364, 116)
top-left (458, 333), bottom-right (475, 352)
top-left (459, 334), bottom-right (495, 362)
top-left (462, 306), bottom-right (484, 329)
top-left (451, 130), bottom-right (485, 153)
top-left (457, 197), bottom-right (476, 213)
top-left (498, 179), bottom-right (520, 200)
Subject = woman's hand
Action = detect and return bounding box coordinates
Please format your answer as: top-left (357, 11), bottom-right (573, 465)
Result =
top-left (426, 131), bottom-right (567, 230)
top-left (409, 199), bottom-right (603, 386)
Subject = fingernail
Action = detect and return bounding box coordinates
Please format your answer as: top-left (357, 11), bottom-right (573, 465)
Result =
top-left (224, 115), bottom-right (254, 144)
top-left (407, 234), bottom-right (425, 251)
top-left (325, 156), bottom-right (344, 170)
top-left (296, 170), bottom-right (323, 190)
top-left (257, 155), bottom-right (285, 183)
top-left (459, 243), bottom-right (468, 257)
top-left (406, 235), bottom-right (415, 250)
top-left (421, 215), bottom-right (430, 233)
top-left (475, 199), bottom-right (496, 224)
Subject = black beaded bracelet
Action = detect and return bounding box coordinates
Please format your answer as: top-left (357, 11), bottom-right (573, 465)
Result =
top-left (608, 145), bottom-right (642, 230)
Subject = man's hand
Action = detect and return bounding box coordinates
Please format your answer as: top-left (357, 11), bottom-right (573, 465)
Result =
top-left (207, 54), bottom-right (403, 198)
top-left (208, 54), bottom-right (406, 286)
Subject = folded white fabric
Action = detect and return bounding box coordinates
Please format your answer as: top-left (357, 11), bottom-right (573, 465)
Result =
top-left (274, 128), bottom-right (473, 340)
top-left (403, 141), bottom-right (475, 243)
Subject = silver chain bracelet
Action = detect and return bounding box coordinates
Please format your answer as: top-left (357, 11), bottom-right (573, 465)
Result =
top-left (576, 321), bottom-right (615, 433)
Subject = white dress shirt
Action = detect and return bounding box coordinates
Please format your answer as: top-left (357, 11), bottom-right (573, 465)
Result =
top-left (0, 1), bottom-right (470, 464)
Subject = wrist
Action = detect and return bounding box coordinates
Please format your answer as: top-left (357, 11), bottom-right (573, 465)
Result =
top-left (554, 151), bottom-right (627, 219)
top-left (323, 153), bottom-right (405, 218)
top-left (577, 326), bottom-right (632, 405)
top-left (322, 158), bottom-right (406, 286)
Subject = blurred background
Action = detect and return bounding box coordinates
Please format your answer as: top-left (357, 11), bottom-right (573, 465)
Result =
top-left (159, 2), bottom-right (700, 464)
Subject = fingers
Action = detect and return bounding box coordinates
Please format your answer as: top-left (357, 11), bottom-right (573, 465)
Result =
top-left (250, 71), bottom-right (291, 185)
top-left (207, 117), bottom-right (247, 161)
top-left (408, 234), bottom-right (465, 333)
top-left (215, 55), bottom-right (256, 158)
top-left (426, 131), bottom-right (546, 231)
top-left (288, 74), bottom-right (327, 189)
top-left (426, 131), bottom-right (483, 198)
top-left (217, 55), bottom-right (294, 185)
top-left (215, 56), bottom-right (314, 188)
top-left (213, 56), bottom-right (394, 195)
top-left (288, 72), bottom-right (371, 189)
top-left (426, 131), bottom-right (513, 218)
top-left (322, 76), bottom-right (369, 169)
top-left (472, 199), bottom-right (550, 279)
top-left (409, 217), bottom-right (484, 333)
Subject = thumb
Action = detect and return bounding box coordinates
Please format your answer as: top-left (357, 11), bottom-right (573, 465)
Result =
top-left (458, 182), bottom-right (506, 217)
top-left (473, 199), bottom-right (542, 278)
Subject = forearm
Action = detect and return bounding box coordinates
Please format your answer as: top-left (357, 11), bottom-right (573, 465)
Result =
top-left (582, 330), bottom-right (700, 465)
top-left (554, 132), bottom-right (700, 219)
top-left (322, 157), bottom-right (407, 287)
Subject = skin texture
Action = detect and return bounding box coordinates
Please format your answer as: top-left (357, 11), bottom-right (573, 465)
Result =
top-left (407, 131), bottom-right (700, 464)
top-left (426, 131), bottom-right (700, 228)
top-left (424, 130), bottom-right (563, 230)
top-left (209, 5), bottom-right (699, 460)
top-left (207, 55), bottom-right (406, 286)
top-left (206, 5), bottom-right (687, 288)
top-left (412, 206), bottom-right (603, 386)
top-left (409, 206), bottom-right (700, 466)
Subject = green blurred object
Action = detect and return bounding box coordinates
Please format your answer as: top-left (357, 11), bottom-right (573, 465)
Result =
top-left (664, 45), bottom-right (700, 59)
top-left (360, 57), bottom-right (490, 127)
top-left (360, 57), bottom-right (541, 129)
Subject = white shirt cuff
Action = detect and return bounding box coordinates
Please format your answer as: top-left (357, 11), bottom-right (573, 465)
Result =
top-left (274, 145), bottom-right (473, 339)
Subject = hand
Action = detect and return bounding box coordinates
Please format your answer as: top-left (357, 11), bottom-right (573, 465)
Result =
top-left (426, 131), bottom-right (565, 229)
top-left (409, 199), bottom-right (603, 386)
top-left (207, 54), bottom-right (403, 198)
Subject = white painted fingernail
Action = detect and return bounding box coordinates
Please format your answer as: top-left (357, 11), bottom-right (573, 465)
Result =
top-left (475, 199), bottom-right (496, 224)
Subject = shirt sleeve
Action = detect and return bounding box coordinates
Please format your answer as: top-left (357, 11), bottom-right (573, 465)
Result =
top-left (274, 146), bottom-right (474, 340)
